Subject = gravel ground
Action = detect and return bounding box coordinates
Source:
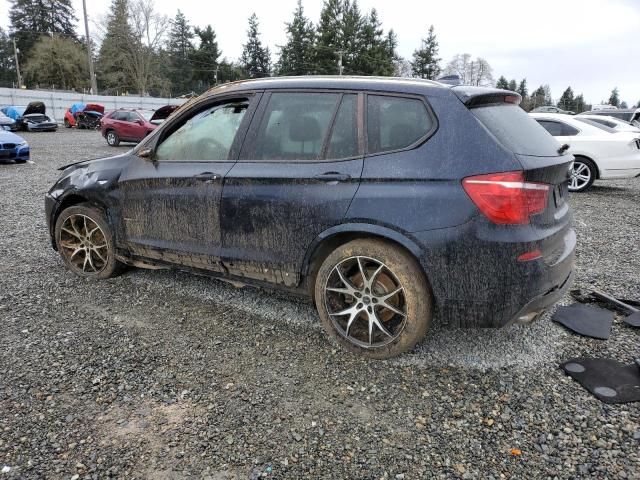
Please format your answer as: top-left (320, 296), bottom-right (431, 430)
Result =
top-left (1, 129), bottom-right (639, 479)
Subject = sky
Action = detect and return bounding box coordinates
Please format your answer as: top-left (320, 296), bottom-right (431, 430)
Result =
top-left (1, 0), bottom-right (639, 106)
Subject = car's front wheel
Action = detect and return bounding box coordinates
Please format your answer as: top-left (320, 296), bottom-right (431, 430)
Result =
top-left (64, 118), bottom-right (71, 128)
top-left (314, 239), bottom-right (432, 359)
top-left (54, 203), bottom-right (123, 279)
top-left (106, 130), bottom-right (120, 146)
top-left (569, 157), bottom-right (596, 192)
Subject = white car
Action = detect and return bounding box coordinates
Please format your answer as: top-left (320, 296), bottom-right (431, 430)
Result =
top-left (529, 113), bottom-right (640, 192)
top-left (578, 114), bottom-right (640, 133)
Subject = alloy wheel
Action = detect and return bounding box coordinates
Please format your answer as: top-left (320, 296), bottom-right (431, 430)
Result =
top-left (59, 214), bottom-right (109, 274)
top-left (569, 161), bottom-right (591, 191)
top-left (324, 256), bottom-right (407, 348)
top-left (107, 132), bottom-right (116, 145)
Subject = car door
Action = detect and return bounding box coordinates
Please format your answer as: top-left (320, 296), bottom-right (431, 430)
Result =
top-left (220, 91), bottom-right (364, 286)
top-left (116, 94), bottom-right (259, 271)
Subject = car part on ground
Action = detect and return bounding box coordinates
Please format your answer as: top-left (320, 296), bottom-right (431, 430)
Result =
top-left (530, 112), bottom-right (640, 192)
top-left (561, 359), bottom-right (640, 404)
top-left (552, 304), bottom-right (613, 339)
top-left (46, 77), bottom-right (576, 358)
top-left (0, 130), bottom-right (30, 163)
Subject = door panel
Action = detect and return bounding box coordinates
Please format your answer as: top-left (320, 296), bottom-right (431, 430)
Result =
top-left (219, 91), bottom-right (363, 286)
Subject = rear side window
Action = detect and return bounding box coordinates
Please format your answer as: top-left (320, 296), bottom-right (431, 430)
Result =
top-left (253, 92), bottom-right (339, 161)
top-left (536, 120), bottom-right (579, 137)
top-left (326, 94), bottom-right (359, 159)
top-left (472, 106), bottom-right (562, 156)
top-left (367, 95), bottom-right (432, 154)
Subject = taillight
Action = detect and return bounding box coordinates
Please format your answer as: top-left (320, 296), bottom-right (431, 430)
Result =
top-left (462, 171), bottom-right (550, 224)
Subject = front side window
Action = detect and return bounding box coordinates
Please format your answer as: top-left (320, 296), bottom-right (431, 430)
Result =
top-left (367, 95), bottom-right (432, 154)
top-left (253, 92), bottom-right (340, 161)
top-left (155, 100), bottom-right (248, 161)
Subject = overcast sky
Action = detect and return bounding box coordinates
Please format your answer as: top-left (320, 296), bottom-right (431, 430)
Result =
top-left (2, 0), bottom-right (638, 105)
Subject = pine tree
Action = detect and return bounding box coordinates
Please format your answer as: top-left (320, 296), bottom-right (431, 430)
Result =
top-left (496, 76), bottom-right (509, 89)
top-left (9, 0), bottom-right (77, 63)
top-left (97, 0), bottom-right (137, 93)
top-left (557, 86), bottom-right (575, 111)
top-left (354, 8), bottom-right (395, 75)
top-left (314, 0), bottom-right (344, 75)
top-left (411, 25), bottom-right (441, 80)
top-left (0, 28), bottom-right (16, 87)
top-left (341, 0), bottom-right (363, 74)
top-left (508, 79), bottom-right (517, 92)
top-left (276, 0), bottom-right (315, 76)
top-left (574, 94), bottom-right (586, 113)
top-left (619, 101), bottom-right (628, 109)
top-left (240, 13), bottom-right (271, 78)
top-left (608, 87), bottom-right (620, 107)
top-left (530, 85), bottom-right (546, 109)
top-left (191, 25), bottom-right (221, 90)
top-left (517, 79), bottom-right (528, 98)
top-left (166, 11), bottom-right (195, 94)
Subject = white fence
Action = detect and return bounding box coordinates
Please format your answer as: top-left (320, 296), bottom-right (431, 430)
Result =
top-left (0, 88), bottom-right (186, 124)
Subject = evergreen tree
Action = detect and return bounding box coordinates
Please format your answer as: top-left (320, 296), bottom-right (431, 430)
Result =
top-left (314, 0), bottom-right (344, 75)
top-left (557, 86), bottom-right (575, 111)
top-left (354, 8), bottom-right (395, 75)
top-left (23, 35), bottom-right (88, 90)
top-left (9, 0), bottom-right (77, 63)
top-left (508, 79), bottom-right (517, 91)
top-left (276, 0), bottom-right (315, 76)
top-left (495, 76), bottom-right (509, 89)
top-left (574, 93), bottom-right (586, 113)
top-left (341, 0), bottom-right (363, 74)
top-left (530, 85), bottom-right (546, 109)
top-left (167, 10), bottom-right (195, 94)
top-left (191, 25), bottom-right (221, 90)
top-left (240, 13), bottom-right (271, 78)
top-left (609, 87), bottom-right (620, 107)
top-left (0, 28), bottom-right (16, 87)
top-left (411, 25), bottom-right (441, 80)
top-left (517, 79), bottom-right (528, 98)
top-left (620, 101), bottom-right (628, 109)
top-left (97, 0), bottom-right (137, 93)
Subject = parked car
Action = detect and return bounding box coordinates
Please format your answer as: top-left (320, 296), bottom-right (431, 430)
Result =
top-left (531, 106), bottom-right (575, 115)
top-left (579, 108), bottom-right (640, 124)
top-left (46, 77), bottom-right (576, 358)
top-left (100, 105), bottom-right (179, 146)
top-left (0, 111), bottom-right (18, 131)
top-left (577, 114), bottom-right (640, 133)
top-left (530, 112), bottom-right (640, 192)
top-left (64, 103), bottom-right (105, 129)
top-left (1, 102), bottom-right (58, 132)
top-left (0, 130), bottom-right (29, 163)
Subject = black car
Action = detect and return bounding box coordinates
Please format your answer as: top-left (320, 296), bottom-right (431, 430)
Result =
top-left (45, 77), bottom-right (575, 358)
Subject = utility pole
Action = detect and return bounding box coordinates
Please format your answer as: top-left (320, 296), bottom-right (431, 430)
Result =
top-left (82, 0), bottom-right (98, 95)
top-left (337, 50), bottom-right (344, 76)
top-left (12, 38), bottom-right (22, 88)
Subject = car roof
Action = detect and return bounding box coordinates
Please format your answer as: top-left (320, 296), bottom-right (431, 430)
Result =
top-left (202, 75), bottom-right (451, 98)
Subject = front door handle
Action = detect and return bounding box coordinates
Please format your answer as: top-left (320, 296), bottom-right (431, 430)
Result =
top-left (194, 172), bottom-right (220, 183)
top-left (314, 172), bottom-right (351, 183)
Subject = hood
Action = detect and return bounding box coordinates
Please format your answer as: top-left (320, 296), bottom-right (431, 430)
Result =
top-left (84, 103), bottom-right (105, 114)
top-left (0, 130), bottom-right (26, 144)
top-left (150, 105), bottom-right (179, 122)
top-left (24, 101), bottom-right (46, 116)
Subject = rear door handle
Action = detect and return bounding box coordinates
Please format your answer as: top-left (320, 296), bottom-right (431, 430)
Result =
top-left (194, 172), bottom-right (220, 182)
top-left (314, 172), bottom-right (351, 183)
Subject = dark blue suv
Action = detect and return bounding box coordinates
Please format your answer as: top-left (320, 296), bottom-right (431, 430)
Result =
top-left (45, 77), bottom-right (575, 358)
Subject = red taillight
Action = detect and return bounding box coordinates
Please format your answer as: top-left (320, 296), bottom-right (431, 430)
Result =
top-left (462, 171), bottom-right (550, 224)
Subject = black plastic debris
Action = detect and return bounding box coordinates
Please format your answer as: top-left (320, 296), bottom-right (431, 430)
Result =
top-left (552, 304), bottom-right (613, 340)
top-left (624, 311), bottom-right (640, 328)
top-left (571, 289), bottom-right (640, 314)
top-left (561, 358), bottom-right (640, 404)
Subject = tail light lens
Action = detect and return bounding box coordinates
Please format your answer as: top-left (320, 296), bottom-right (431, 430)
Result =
top-left (462, 171), bottom-right (550, 224)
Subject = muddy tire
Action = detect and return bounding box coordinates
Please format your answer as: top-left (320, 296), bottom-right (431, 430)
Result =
top-left (54, 203), bottom-right (124, 279)
top-left (314, 238), bottom-right (432, 359)
top-left (106, 130), bottom-right (120, 146)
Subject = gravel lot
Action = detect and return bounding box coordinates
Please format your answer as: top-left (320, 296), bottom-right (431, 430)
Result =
top-left (1, 129), bottom-right (639, 479)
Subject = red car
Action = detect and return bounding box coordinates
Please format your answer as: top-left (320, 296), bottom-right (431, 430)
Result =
top-left (100, 106), bottom-right (178, 146)
top-left (64, 103), bottom-right (105, 128)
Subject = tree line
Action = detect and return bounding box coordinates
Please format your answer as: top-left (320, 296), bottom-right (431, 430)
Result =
top-left (1, 0), bottom-right (638, 109)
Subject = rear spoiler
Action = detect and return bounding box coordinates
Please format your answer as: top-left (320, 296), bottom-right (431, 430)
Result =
top-left (452, 86), bottom-right (522, 108)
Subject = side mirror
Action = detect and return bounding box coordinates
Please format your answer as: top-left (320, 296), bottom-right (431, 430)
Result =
top-left (138, 148), bottom-right (153, 159)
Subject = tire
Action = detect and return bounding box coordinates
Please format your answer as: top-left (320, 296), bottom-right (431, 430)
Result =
top-left (106, 130), bottom-right (120, 146)
top-left (64, 118), bottom-right (71, 128)
top-left (569, 157), bottom-right (596, 192)
top-left (14, 159), bottom-right (27, 164)
top-left (54, 203), bottom-right (123, 279)
top-left (314, 238), bottom-right (432, 359)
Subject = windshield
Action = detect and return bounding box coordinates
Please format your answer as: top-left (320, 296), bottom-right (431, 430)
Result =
top-left (575, 118), bottom-right (616, 133)
top-left (472, 104), bottom-right (561, 157)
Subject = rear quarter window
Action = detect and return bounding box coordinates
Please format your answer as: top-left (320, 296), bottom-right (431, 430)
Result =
top-left (472, 106), bottom-right (561, 156)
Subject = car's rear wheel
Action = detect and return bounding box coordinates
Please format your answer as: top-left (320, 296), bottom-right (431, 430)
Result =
top-left (569, 157), bottom-right (596, 192)
top-left (106, 130), bottom-right (120, 146)
top-left (314, 239), bottom-right (431, 359)
top-left (14, 159), bottom-right (27, 164)
top-left (54, 203), bottom-right (123, 279)
top-left (64, 118), bottom-right (71, 128)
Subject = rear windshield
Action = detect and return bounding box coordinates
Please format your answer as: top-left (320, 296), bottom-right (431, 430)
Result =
top-left (575, 118), bottom-right (616, 133)
top-left (472, 105), bottom-right (560, 157)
